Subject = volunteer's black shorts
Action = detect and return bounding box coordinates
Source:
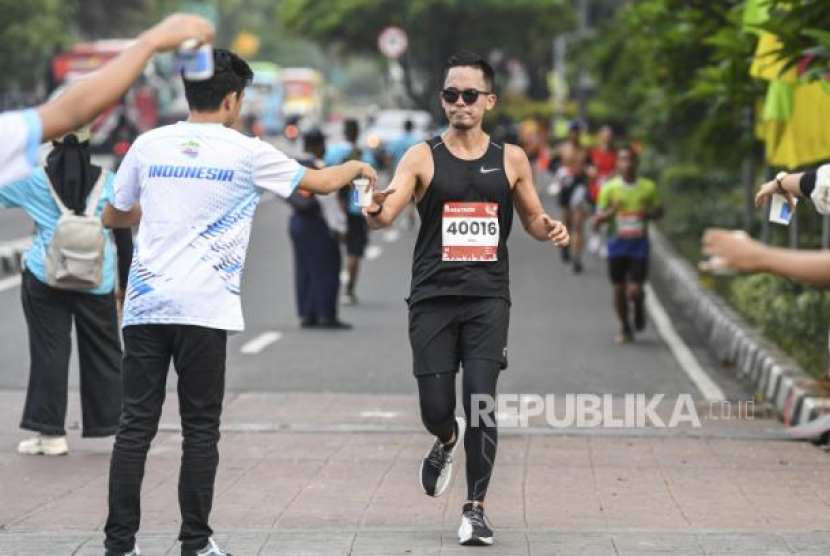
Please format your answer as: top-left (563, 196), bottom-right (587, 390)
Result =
top-left (345, 213), bottom-right (368, 257)
top-left (608, 256), bottom-right (649, 285)
top-left (408, 296), bottom-right (510, 376)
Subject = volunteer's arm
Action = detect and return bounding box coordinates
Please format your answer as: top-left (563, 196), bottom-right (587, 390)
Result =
top-left (299, 160), bottom-right (377, 195)
top-left (703, 228), bottom-right (830, 286)
top-left (103, 204), bottom-right (142, 229)
top-left (103, 145), bottom-right (142, 229)
top-left (36, 13), bottom-right (214, 141)
top-left (364, 143), bottom-right (425, 230)
top-left (509, 144), bottom-right (569, 245)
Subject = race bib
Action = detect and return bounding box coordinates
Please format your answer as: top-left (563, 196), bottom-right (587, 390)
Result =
top-left (442, 202), bottom-right (500, 262)
top-left (617, 211), bottom-right (646, 239)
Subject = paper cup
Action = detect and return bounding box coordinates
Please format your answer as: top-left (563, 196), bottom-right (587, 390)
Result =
top-left (769, 193), bottom-right (798, 226)
top-left (353, 177), bottom-right (373, 208)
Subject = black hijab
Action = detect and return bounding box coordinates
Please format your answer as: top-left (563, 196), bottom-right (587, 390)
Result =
top-left (44, 134), bottom-right (102, 215)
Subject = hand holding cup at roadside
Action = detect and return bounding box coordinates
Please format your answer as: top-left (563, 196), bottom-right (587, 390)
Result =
top-left (352, 176), bottom-right (374, 208)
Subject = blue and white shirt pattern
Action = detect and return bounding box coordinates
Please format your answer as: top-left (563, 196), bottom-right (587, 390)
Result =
top-left (113, 121), bottom-right (305, 331)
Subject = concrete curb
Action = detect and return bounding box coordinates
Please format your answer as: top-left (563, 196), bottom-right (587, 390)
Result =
top-left (649, 229), bottom-right (827, 427)
top-left (0, 238), bottom-right (28, 278)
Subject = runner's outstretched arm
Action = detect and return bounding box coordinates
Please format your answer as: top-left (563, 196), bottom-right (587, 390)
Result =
top-left (508, 144), bottom-right (569, 246)
top-left (703, 228), bottom-right (830, 286)
top-left (364, 143), bottom-right (425, 230)
top-left (300, 160), bottom-right (377, 195)
top-left (37, 13), bottom-right (214, 141)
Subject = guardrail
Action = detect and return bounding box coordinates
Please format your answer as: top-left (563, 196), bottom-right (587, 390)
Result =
top-left (649, 228), bottom-right (830, 428)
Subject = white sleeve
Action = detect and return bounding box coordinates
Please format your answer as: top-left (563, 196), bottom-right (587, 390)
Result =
top-left (252, 141), bottom-right (305, 198)
top-left (811, 165), bottom-right (830, 216)
top-left (0, 109), bottom-right (42, 186)
top-left (112, 144), bottom-right (142, 211)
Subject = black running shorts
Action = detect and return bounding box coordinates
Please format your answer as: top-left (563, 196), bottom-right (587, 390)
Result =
top-left (408, 296), bottom-right (509, 376)
top-left (608, 256), bottom-right (649, 285)
top-left (345, 214), bottom-right (368, 257)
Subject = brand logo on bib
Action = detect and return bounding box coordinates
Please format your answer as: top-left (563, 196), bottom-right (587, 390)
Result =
top-left (480, 166), bottom-right (499, 174)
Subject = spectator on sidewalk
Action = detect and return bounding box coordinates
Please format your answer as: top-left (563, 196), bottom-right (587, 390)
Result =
top-left (703, 165), bottom-right (830, 285)
top-left (288, 129), bottom-right (350, 329)
top-left (0, 13), bottom-right (214, 187)
top-left (0, 124), bottom-right (130, 456)
top-left (325, 119), bottom-right (376, 305)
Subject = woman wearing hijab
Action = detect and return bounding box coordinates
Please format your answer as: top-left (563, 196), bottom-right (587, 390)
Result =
top-left (0, 124), bottom-right (131, 456)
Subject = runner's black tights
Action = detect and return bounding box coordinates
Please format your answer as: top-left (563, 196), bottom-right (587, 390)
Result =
top-left (416, 360), bottom-right (500, 502)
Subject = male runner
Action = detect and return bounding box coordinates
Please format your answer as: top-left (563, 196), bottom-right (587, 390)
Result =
top-left (553, 121), bottom-right (590, 273)
top-left (101, 49), bottom-right (376, 556)
top-left (0, 13), bottom-right (214, 186)
top-left (364, 52), bottom-right (569, 546)
top-left (592, 146), bottom-right (663, 343)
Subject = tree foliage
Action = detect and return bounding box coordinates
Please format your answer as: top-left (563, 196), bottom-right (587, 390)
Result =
top-left (578, 0), bottom-right (762, 168)
top-left (0, 0), bottom-right (74, 92)
top-left (759, 0), bottom-right (830, 81)
top-left (280, 0), bottom-right (574, 114)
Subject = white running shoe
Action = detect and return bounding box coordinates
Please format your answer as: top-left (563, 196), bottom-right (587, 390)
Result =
top-left (191, 537), bottom-right (232, 556)
top-left (17, 435), bottom-right (68, 456)
top-left (458, 503), bottom-right (494, 546)
top-left (419, 416), bottom-right (465, 497)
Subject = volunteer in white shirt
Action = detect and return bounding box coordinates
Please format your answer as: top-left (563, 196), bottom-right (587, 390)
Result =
top-left (101, 49), bottom-right (377, 556)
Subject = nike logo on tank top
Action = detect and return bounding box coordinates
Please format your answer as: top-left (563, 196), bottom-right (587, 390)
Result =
top-left (409, 137), bottom-right (513, 306)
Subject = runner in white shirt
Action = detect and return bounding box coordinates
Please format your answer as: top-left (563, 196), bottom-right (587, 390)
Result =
top-left (101, 49), bottom-right (377, 556)
top-left (0, 12), bottom-right (214, 186)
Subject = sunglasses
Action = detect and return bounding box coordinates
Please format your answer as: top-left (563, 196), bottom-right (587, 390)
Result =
top-left (441, 88), bottom-right (492, 104)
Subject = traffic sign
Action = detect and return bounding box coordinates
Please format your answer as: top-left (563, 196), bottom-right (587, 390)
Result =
top-left (378, 26), bottom-right (408, 59)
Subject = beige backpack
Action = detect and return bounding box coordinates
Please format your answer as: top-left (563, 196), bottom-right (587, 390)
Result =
top-left (43, 171), bottom-right (107, 290)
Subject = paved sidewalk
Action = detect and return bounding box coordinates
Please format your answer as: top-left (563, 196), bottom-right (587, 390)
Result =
top-left (1, 391), bottom-right (829, 555)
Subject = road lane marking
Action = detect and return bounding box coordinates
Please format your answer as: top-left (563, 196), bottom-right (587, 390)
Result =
top-left (240, 331), bottom-right (283, 355)
top-left (359, 411), bottom-right (399, 418)
top-left (365, 245), bottom-right (383, 260)
top-left (645, 284), bottom-right (726, 402)
top-left (0, 275), bottom-right (22, 292)
top-left (366, 245), bottom-right (383, 261)
top-left (382, 230), bottom-right (401, 243)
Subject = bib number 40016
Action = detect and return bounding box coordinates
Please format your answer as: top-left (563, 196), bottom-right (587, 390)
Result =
top-left (442, 202), bottom-right (500, 262)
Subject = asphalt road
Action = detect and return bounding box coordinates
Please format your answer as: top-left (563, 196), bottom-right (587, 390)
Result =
top-left (0, 176), bottom-right (750, 403)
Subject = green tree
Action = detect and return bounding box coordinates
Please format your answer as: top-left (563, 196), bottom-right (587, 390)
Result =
top-left (0, 0), bottom-right (74, 92)
top-left (280, 0), bottom-right (574, 114)
top-left (578, 0), bottom-right (762, 169)
top-left (759, 0), bottom-right (830, 81)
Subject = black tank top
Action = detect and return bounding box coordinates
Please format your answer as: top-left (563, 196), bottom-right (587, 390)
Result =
top-left (409, 136), bottom-right (513, 306)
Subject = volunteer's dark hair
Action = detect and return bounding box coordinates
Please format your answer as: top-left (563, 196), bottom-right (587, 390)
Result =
top-left (183, 48), bottom-right (253, 112)
top-left (443, 52), bottom-right (496, 91)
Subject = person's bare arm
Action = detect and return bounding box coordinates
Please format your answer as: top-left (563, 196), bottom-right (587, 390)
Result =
top-left (37, 13), bottom-right (214, 141)
top-left (508, 144), bottom-right (569, 245)
top-left (364, 144), bottom-right (426, 230)
top-left (102, 203), bottom-right (142, 229)
top-left (299, 160), bottom-right (377, 195)
top-left (703, 228), bottom-right (830, 286)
